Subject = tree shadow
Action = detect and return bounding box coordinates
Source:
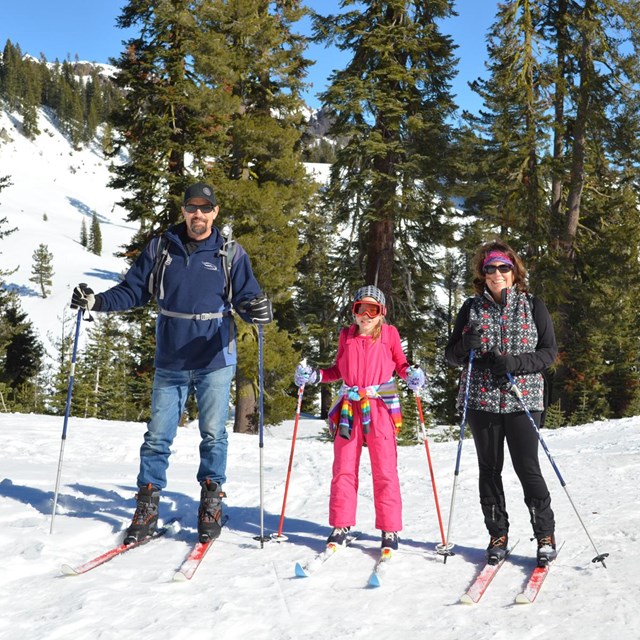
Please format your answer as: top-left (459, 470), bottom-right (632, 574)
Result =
top-left (83, 268), bottom-right (123, 284)
top-left (3, 282), bottom-right (41, 297)
top-left (67, 196), bottom-right (133, 231)
top-left (0, 477), bottom-right (328, 545)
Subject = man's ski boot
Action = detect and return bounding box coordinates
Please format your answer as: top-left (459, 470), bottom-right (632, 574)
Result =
top-left (198, 480), bottom-right (226, 543)
top-left (486, 534), bottom-right (508, 565)
top-left (536, 534), bottom-right (557, 567)
top-left (326, 526), bottom-right (351, 546)
top-left (124, 483), bottom-right (160, 544)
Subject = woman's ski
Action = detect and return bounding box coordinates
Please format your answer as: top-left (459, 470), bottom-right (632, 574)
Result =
top-left (459, 539), bottom-right (520, 604)
top-left (515, 541), bottom-right (564, 604)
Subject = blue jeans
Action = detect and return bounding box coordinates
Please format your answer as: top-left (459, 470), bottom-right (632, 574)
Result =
top-left (137, 366), bottom-right (235, 490)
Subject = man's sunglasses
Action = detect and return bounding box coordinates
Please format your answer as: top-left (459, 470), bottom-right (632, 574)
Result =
top-left (483, 264), bottom-right (513, 275)
top-left (184, 204), bottom-right (215, 213)
top-left (352, 301), bottom-right (383, 318)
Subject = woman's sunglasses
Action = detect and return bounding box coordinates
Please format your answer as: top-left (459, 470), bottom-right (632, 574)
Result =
top-left (352, 301), bottom-right (383, 318)
top-left (483, 264), bottom-right (513, 275)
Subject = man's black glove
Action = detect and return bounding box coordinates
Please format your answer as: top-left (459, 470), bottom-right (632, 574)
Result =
top-left (71, 283), bottom-right (96, 311)
top-left (461, 323), bottom-right (483, 352)
top-left (244, 294), bottom-right (273, 325)
top-left (490, 352), bottom-right (518, 377)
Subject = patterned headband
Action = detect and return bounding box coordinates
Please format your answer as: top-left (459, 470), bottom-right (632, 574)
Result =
top-left (482, 251), bottom-right (514, 268)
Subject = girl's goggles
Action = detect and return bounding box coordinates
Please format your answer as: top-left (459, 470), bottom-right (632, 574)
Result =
top-left (352, 300), bottom-right (383, 318)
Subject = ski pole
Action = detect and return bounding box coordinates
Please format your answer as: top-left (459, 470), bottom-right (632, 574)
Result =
top-left (440, 349), bottom-right (475, 561)
top-left (415, 394), bottom-right (451, 553)
top-left (506, 374), bottom-right (609, 566)
top-left (505, 373), bottom-right (608, 567)
top-left (256, 325), bottom-right (266, 548)
top-left (50, 308), bottom-right (83, 534)
top-left (271, 384), bottom-right (305, 541)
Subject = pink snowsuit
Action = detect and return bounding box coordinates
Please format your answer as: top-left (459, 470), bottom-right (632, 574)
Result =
top-left (321, 323), bottom-right (410, 532)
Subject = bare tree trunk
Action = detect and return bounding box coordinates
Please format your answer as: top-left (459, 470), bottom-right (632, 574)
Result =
top-left (366, 217), bottom-right (394, 299)
top-left (562, 34), bottom-right (592, 259)
top-left (550, 0), bottom-right (568, 236)
top-left (234, 375), bottom-right (257, 434)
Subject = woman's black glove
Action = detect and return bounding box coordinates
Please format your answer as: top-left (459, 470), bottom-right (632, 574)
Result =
top-left (490, 352), bottom-right (518, 377)
top-left (461, 323), bottom-right (483, 352)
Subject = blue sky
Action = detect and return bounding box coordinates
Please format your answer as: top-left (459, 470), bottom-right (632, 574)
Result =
top-left (0, 0), bottom-right (493, 113)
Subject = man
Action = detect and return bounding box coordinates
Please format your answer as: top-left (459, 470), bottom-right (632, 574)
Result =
top-left (71, 182), bottom-right (272, 543)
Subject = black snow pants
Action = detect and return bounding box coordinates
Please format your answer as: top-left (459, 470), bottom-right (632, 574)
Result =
top-left (467, 408), bottom-right (555, 539)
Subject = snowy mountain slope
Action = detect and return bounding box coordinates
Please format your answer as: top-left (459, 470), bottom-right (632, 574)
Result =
top-left (0, 106), bottom-right (135, 358)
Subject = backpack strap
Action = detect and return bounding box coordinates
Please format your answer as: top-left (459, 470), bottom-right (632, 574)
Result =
top-left (218, 225), bottom-right (236, 304)
top-left (148, 236), bottom-right (171, 301)
top-left (148, 228), bottom-right (235, 303)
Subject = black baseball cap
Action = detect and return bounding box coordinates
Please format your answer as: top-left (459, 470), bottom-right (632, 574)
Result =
top-left (183, 182), bottom-right (217, 206)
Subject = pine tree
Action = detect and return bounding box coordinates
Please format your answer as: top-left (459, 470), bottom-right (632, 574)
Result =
top-left (543, 400), bottom-right (565, 430)
top-left (80, 218), bottom-right (88, 247)
top-left (198, 0), bottom-right (314, 432)
top-left (110, 0), bottom-right (216, 239)
top-left (0, 177), bottom-right (17, 269)
top-left (84, 69), bottom-right (102, 141)
top-left (123, 307), bottom-right (158, 422)
top-left (461, 0), bottom-right (640, 422)
top-left (0, 40), bottom-right (23, 110)
top-left (89, 211), bottom-right (102, 255)
top-left (540, 0), bottom-right (640, 419)
top-left (1, 303), bottom-right (43, 390)
top-left (73, 315), bottom-right (133, 420)
top-left (58, 61), bottom-right (85, 148)
top-left (110, 0), bottom-right (314, 432)
top-left (47, 312), bottom-right (76, 415)
top-left (29, 243), bottom-right (54, 298)
top-left (101, 122), bottom-right (114, 157)
top-left (291, 205), bottom-right (343, 418)
top-left (313, 0), bottom-right (459, 361)
top-left (20, 60), bottom-right (42, 139)
top-left (460, 0), bottom-right (549, 255)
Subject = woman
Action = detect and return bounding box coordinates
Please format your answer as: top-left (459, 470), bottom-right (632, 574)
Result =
top-left (294, 285), bottom-right (425, 551)
top-left (445, 240), bottom-right (558, 566)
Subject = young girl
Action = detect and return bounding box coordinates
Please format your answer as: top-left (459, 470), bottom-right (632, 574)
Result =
top-left (295, 285), bottom-right (425, 550)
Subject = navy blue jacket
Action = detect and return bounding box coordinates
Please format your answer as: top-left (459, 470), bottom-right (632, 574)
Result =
top-left (95, 223), bottom-right (262, 371)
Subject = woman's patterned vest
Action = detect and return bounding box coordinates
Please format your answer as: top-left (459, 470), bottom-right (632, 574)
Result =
top-left (456, 287), bottom-right (545, 413)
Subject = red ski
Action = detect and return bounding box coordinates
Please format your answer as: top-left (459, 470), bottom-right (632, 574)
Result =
top-left (60, 520), bottom-right (176, 576)
top-left (459, 539), bottom-right (519, 604)
top-left (515, 541), bottom-right (564, 604)
top-left (173, 539), bottom-right (215, 581)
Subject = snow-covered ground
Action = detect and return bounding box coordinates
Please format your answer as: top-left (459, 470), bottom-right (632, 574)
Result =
top-left (0, 411), bottom-right (637, 640)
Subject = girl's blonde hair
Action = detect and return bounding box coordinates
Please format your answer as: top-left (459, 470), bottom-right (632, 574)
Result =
top-left (370, 317), bottom-right (386, 341)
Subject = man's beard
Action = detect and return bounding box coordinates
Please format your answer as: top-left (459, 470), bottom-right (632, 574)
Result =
top-left (189, 220), bottom-right (207, 236)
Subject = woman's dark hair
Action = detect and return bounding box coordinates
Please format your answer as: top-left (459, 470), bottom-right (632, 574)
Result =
top-left (471, 239), bottom-right (528, 296)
